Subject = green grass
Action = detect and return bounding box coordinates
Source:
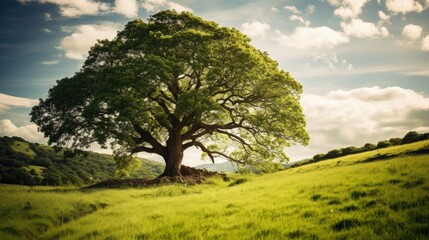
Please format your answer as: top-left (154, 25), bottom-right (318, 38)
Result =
top-left (1, 141), bottom-right (428, 239)
top-left (22, 165), bottom-right (46, 176)
top-left (10, 141), bottom-right (36, 158)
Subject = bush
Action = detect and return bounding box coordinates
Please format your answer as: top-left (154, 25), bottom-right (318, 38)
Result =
top-left (313, 154), bottom-right (325, 161)
top-left (362, 143), bottom-right (377, 151)
top-left (324, 149), bottom-right (343, 159)
top-left (377, 140), bottom-right (391, 149)
top-left (402, 131), bottom-right (421, 144)
top-left (42, 172), bottom-right (63, 186)
top-left (389, 137), bottom-right (402, 145)
top-left (342, 146), bottom-right (360, 155)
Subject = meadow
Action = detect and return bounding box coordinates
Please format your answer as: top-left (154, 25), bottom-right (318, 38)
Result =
top-left (1, 140), bottom-right (428, 239)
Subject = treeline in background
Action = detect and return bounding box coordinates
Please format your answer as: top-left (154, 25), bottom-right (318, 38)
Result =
top-left (291, 131), bottom-right (429, 168)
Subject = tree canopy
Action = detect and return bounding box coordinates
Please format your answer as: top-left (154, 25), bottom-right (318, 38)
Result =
top-left (31, 11), bottom-right (309, 177)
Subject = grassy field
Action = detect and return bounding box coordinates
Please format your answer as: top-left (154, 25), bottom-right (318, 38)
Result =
top-left (1, 140), bottom-right (428, 239)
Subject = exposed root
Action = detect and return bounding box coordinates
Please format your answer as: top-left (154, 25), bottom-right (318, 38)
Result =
top-left (84, 165), bottom-right (227, 189)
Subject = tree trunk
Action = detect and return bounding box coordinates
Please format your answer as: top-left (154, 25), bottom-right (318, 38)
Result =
top-left (160, 131), bottom-right (183, 177)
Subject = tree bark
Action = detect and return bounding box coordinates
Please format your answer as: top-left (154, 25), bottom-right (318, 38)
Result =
top-left (160, 131), bottom-right (184, 177)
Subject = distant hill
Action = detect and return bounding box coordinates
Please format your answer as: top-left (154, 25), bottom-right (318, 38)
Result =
top-left (0, 136), bottom-right (164, 186)
top-left (195, 161), bottom-right (238, 172)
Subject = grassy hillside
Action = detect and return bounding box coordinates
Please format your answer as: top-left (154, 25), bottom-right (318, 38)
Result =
top-left (0, 136), bottom-right (164, 186)
top-left (291, 131), bottom-right (429, 168)
top-left (0, 140), bottom-right (428, 239)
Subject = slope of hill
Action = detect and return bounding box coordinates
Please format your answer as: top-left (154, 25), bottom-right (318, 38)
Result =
top-left (291, 131), bottom-right (429, 168)
top-left (0, 136), bottom-right (164, 186)
top-left (1, 140), bottom-right (428, 239)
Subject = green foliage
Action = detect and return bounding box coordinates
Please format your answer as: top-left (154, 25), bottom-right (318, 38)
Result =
top-left (0, 136), bottom-right (163, 186)
top-left (30, 10), bottom-right (309, 174)
top-left (377, 140), bottom-right (392, 148)
top-left (402, 131), bottom-right (429, 144)
top-left (0, 141), bottom-right (428, 239)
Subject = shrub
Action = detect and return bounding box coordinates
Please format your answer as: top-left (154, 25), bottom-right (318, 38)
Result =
top-left (389, 137), bottom-right (402, 145)
top-left (402, 131), bottom-right (421, 144)
top-left (342, 146), bottom-right (361, 155)
top-left (362, 143), bottom-right (376, 151)
top-left (324, 149), bottom-right (343, 159)
top-left (313, 154), bottom-right (325, 161)
top-left (376, 140), bottom-right (391, 149)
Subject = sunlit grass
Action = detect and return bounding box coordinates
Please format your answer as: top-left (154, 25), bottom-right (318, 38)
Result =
top-left (21, 165), bottom-right (46, 176)
top-left (1, 141), bottom-right (428, 239)
top-left (10, 141), bottom-right (36, 158)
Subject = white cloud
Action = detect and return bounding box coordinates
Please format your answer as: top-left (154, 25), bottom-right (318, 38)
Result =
top-left (41, 28), bottom-right (52, 33)
top-left (271, 7), bottom-right (279, 12)
top-left (0, 93), bottom-right (38, 112)
top-left (386, 0), bottom-right (424, 14)
top-left (328, 0), bottom-right (369, 19)
top-left (284, 5), bottom-right (301, 14)
top-left (402, 24), bottom-right (422, 40)
top-left (241, 20), bottom-right (271, 39)
top-left (142, 0), bottom-right (192, 13)
top-left (341, 18), bottom-right (389, 38)
top-left (290, 15), bottom-right (311, 27)
top-left (345, 61), bottom-right (353, 70)
top-left (59, 22), bottom-right (120, 60)
top-left (277, 26), bottom-right (349, 49)
top-left (422, 35), bottom-right (429, 51)
top-left (41, 60), bottom-right (60, 65)
top-left (18, 0), bottom-right (110, 17)
top-left (306, 4), bottom-right (316, 14)
top-left (44, 12), bottom-right (52, 21)
top-left (291, 86), bottom-right (429, 160)
top-left (378, 10), bottom-right (391, 22)
top-left (313, 53), bottom-right (353, 70)
top-left (0, 120), bottom-right (45, 144)
top-left (114, 0), bottom-right (139, 18)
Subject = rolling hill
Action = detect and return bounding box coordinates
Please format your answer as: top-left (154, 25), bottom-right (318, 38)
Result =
top-left (0, 139), bottom-right (428, 239)
top-left (0, 136), bottom-right (164, 186)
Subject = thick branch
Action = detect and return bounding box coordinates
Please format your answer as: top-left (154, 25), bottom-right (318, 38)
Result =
top-left (214, 129), bottom-right (254, 151)
top-left (133, 124), bottom-right (166, 155)
top-left (159, 90), bottom-right (176, 104)
top-left (149, 96), bottom-right (179, 129)
top-left (194, 141), bottom-right (244, 164)
top-left (131, 145), bottom-right (160, 154)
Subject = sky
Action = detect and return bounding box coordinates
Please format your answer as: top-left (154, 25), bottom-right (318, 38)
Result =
top-left (1, 0), bottom-right (429, 166)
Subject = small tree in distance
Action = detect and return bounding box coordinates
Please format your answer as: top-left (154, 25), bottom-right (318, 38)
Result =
top-left (31, 11), bottom-right (309, 177)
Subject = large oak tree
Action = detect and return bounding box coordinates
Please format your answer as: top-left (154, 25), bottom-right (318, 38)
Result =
top-left (31, 11), bottom-right (309, 177)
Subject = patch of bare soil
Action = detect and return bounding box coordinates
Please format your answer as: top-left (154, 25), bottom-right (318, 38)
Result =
top-left (84, 165), bottom-right (227, 189)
